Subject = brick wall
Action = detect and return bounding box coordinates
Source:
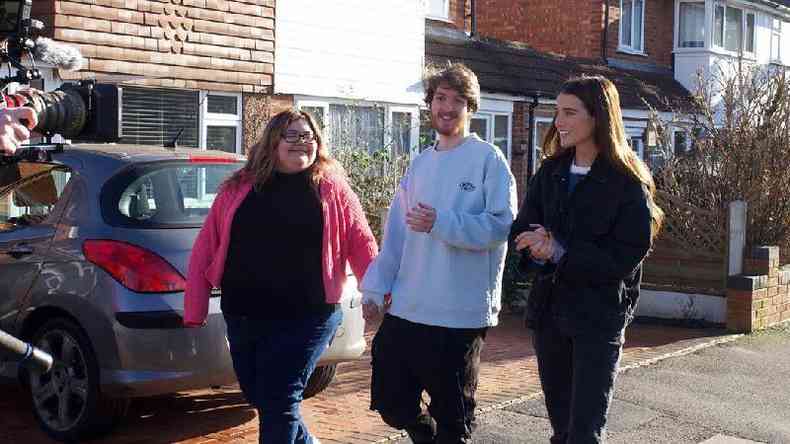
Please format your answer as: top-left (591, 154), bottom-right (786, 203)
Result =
top-left (42, 0), bottom-right (274, 93)
top-left (511, 101), bottom-right (528, 204)
top-left (606, 0), bottom-right (674, 69)
top-left (440, 0), bottom-right (674, 67)
top-left (242, 93), bottom-right (294, 154)
top-left (727, 246), bottom-right (790, 333)
top-left (474, 0), bottom-right (605, 59)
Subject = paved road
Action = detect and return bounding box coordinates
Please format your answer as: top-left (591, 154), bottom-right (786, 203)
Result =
top-left (395, 323), bottom-right (790, 444)
top-left (1, 315), bottom-right (728, 443)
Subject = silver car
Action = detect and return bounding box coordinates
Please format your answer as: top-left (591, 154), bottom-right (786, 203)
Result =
top-left (0, 144), bottom-right (366, 442)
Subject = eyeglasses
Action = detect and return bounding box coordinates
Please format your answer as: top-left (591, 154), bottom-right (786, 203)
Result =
top-left (283, 131), bottom-right (316, 143)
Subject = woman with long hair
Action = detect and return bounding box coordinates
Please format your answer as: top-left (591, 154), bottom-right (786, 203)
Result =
top-left (510, 76), bottom-right (663, 443)
top-left (184, 109), bottom-right (378, 444)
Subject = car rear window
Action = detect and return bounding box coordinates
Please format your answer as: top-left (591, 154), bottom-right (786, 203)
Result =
top-left (102, 161), bottom-right (243, 228)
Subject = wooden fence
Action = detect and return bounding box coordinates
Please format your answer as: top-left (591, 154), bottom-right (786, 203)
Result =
top-left (642, 191), bottom-right (729, 295)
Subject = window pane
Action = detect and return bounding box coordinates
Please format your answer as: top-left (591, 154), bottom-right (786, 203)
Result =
top-left (207, 126), bottom-right (237, 153)
top-left (0, 163), bottom-right (71, 227)
top-left (419, 109), bottom-right (435, 151)
top-left (470, 117), bottom-right (488, 141)
top-left (115, 163), bottom-right (242, 226)
top-left (714, 6), bottom-right (724, 47)
top-left (121, 87), bottom-right (199, 148)
top-left (328, 104), bottom-right (385, 153)
top-left (633, 0), bottom-right (643, 51)
top-left (426, 0), bottom-right (447, 19)
top-left (301, 106), bottom-right (325, 130)
top-left (534, 121), bottom-right (553, 173)
top-left (771, 33), bottom-right (781, 60)
top-left (207, 95), bottom-right (238, 115)
top-left (725, 7), bottom-right (743, 52)
top-left (679, 3), bottom-right (705, 48)
top-left (674, 131), bottom-right (687, 156)
top-left (745, 14), bottom-right (755, 53)
top-left (621, 0), bottom-right (633, 47)
top-left (391, 111), bottom-right (412, 156)
top-left (494, 115), bottom-right (509, 157)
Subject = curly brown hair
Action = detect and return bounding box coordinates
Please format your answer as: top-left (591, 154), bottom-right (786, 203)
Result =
top-left (423, 62), bottom-right (481, 113)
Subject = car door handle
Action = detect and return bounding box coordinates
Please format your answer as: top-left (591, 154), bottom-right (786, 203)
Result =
top-left (7, 244), bottom-right (33, 258)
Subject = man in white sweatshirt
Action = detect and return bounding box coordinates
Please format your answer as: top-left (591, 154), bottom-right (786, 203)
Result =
top-left (361, 63), bottom-right (518, 444)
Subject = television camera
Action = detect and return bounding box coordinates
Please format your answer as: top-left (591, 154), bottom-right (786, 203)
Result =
top-left (0, 0), bottom-right (120, 143)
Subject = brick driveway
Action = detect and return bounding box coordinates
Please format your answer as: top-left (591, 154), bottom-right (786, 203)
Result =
top-left (1, 314), bottom-right (730, 444)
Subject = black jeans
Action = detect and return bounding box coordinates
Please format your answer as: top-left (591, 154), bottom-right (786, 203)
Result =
top-left (370, 314), bottom-right (487, 444)
top-left (533, 314), bottom-right (625, 444)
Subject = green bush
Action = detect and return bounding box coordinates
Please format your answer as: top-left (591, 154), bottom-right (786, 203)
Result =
top-left (333, 148), bottom-right (409, 242)
top-left (501, 249), bottom-right (531, 313)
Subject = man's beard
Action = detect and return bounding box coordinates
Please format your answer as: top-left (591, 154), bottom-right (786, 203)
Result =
top-left (431, 112), bottom-right (463, 137)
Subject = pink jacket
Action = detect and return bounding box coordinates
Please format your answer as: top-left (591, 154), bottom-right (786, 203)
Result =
top-left (183, 173), bottom-right (378, 326)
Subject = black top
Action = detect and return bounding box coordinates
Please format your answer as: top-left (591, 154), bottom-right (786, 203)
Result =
top-left (221, 170), bottom-right (335, 319)
top-left (509, 150), bottom-right (653, 333)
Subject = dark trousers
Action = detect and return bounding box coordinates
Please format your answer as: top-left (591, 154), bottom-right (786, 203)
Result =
top-left (532, 315), bottom-right (625, 444)
top-left (370, 314), bottom-right (487, 444)
top-left (224, 310), bottom-right (342, 444)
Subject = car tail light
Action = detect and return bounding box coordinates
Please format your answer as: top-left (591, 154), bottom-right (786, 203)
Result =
top-left (188, 154), bottom-right (239, 163)
top-left (83, 240), bottom-right (186, 293)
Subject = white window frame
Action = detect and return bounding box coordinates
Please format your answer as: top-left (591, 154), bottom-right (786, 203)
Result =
top-left (533, 117), bottom-right (554, 175)
top-left (388, 105), bottom-right (420, 158)
top-left (295, 97), bottom-right (420, 158)
top-left (712, 3), bottom-right (756, 56)
top-left (770, 17), bottom-right (782, 63)
top-left (619, 0), bottom-right (646, 54)
top-left (426, 0), bottom-right (450, 21)
top-left (471, 111), bottom-right (512, 161)
top-left (297, 100), bottom-right (330, 125)
top-left (200, 91), bottom-right (242, 154)
top-left (625, 126), bottom-right (646, 159)
top-left (676, 1), bottom-right (707, 50)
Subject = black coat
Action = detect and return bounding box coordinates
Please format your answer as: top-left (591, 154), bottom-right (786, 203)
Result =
top-left (510, 150), bottom-right (653, 334)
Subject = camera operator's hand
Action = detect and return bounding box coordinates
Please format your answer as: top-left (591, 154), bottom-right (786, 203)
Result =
top-left (0, 107), bottom-right (38, 155)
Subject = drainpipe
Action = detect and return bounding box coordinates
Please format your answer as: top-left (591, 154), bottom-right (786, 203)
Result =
top-left (602, 0), bottom-right (610, 64)
top-left (526, 94), bottom-right (540, 178)
top-left (469, 0), bottom-right (477, 38)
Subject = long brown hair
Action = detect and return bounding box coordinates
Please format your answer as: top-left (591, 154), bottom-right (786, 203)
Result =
top-left (225, 108), bottom-right (339, 193)
top-left (543, 75), bottom-right (664, 241)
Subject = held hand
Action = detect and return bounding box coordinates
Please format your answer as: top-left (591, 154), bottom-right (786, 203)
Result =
top-left (406, 202), bottom-right (436, 233)
top-left (0, 107), bottom-right (37, 155)
top-left (514, 224), bottom-right (548, 251)
top-left (362, 301), bottom-right (384, 322)
top-left (514, 224), bottom-right (555, 260)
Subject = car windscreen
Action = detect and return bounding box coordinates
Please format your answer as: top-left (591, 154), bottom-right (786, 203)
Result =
top-left (101, 160), bottom-right (243, 228)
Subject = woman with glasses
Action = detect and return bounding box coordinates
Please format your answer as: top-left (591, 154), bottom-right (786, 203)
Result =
top-left (510, 76), bottom-right (663, 443)
top-left (184, 108), bottom-right (378, 444)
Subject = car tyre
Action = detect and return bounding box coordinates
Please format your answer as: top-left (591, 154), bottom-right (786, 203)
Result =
top-left (27, 318), bottom-right (129, 442)
top-left (303, 364), bottom-right (336, 399)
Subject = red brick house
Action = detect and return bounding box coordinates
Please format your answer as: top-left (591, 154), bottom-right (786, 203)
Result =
top-left (423, 0), bottom-right (691, 200)
top-left (424, 0), bottom-right (790, 201)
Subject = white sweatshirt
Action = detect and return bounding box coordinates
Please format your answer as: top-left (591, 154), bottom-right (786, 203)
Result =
top-left (361, 134), bottom-right (518, 328)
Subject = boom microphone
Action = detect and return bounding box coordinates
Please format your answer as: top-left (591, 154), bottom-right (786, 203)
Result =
top-left (32, 37), bottom-right (83, 71)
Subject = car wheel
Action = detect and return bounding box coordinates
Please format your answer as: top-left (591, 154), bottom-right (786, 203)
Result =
top-left (303, 364), bottom-right (337, 399)
top-left (27, 318), bottom-right (129, 442)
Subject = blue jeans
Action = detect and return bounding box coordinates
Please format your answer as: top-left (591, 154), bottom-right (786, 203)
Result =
top-left (224, 309), bottom-right (342, 444)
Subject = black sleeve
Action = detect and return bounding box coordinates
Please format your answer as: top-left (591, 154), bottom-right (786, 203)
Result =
top-left (509, 164), bottom-right (545, 243)
top-left (509, 164), bottom-right (547, 274)
top-left (559, 181), bottom-right (652, 285)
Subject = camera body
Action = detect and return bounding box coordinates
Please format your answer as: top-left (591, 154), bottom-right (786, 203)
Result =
top-left (0, 0), bottom-right (121, 142)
